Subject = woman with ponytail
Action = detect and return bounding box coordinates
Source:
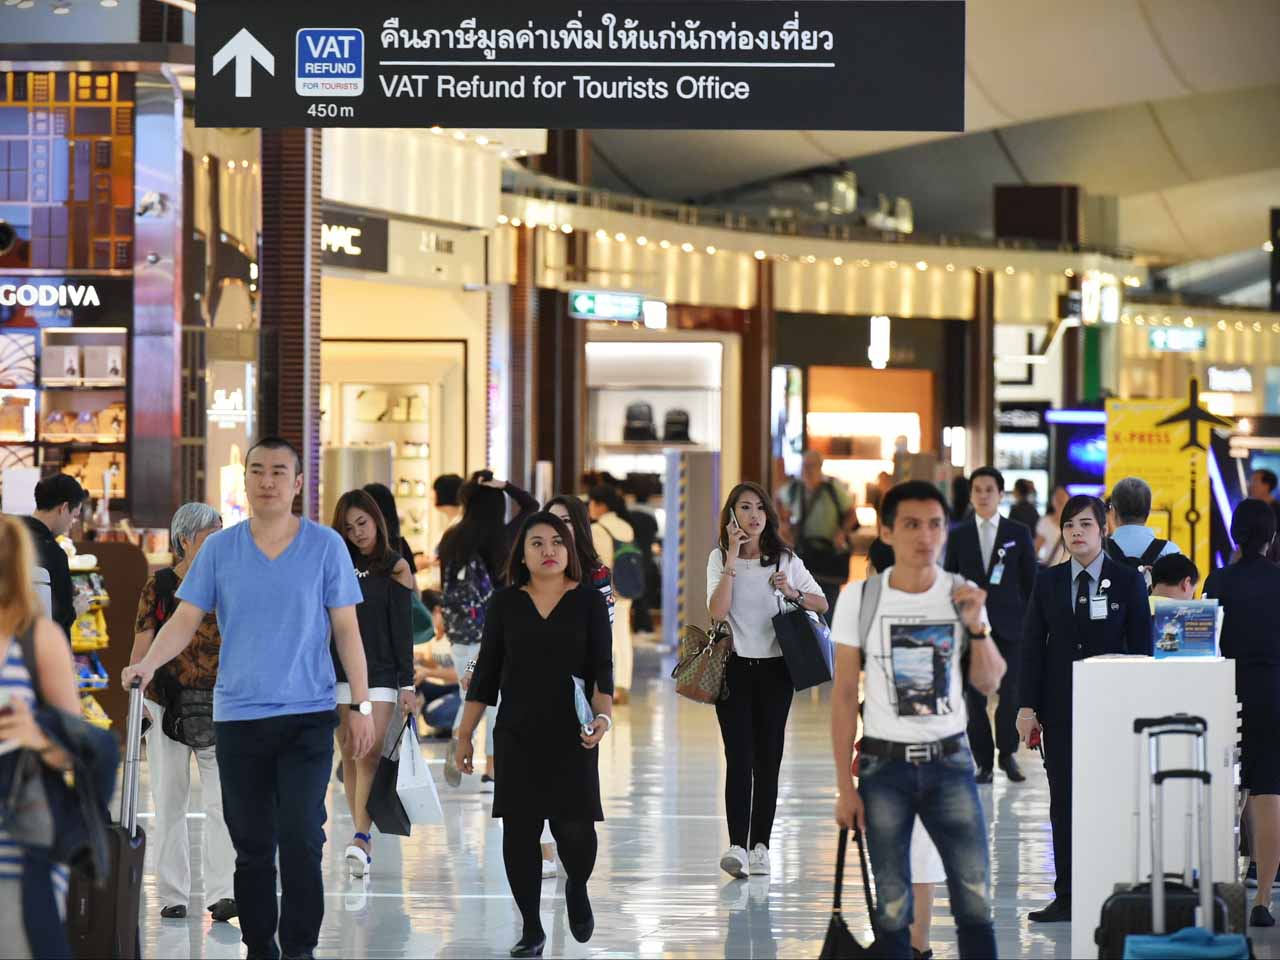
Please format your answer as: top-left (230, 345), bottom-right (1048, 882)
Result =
top-left (1204, 497), bottom-right (1280, 926)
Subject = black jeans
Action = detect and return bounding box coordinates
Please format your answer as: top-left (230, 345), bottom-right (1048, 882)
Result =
top-left (1042, 719), bottom-right (1073, 901)
top-left (216, 710), bottom-right (338, 959)
top-left (714, 655), bottom-right (794, 849)
top-left (964, 635), bottom-right (1020, 769)
top-left (502, 816), bottom-right (598, 941)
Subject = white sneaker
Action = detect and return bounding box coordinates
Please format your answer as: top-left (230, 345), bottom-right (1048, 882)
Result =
top-left (749, 844), bottom-right (770, 876)
top-left (541, 858), bottom-right (558, 880)
top-left (720, 845), bottom-right (749, 879)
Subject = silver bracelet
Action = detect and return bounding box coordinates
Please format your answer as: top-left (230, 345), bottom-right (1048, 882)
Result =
top-left (595, 713), bottom-right (613, 732)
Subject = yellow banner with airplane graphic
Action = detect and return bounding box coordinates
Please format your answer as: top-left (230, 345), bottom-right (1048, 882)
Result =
top-left (1105, 380), bottom-right (1231, 582)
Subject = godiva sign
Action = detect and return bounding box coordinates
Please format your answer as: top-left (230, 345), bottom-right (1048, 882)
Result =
top-left (195, 0), bottom-right (965, 130)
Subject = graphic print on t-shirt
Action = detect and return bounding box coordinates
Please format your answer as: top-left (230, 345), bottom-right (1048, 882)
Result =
top-left (888, 620), bottom-right (957, 717)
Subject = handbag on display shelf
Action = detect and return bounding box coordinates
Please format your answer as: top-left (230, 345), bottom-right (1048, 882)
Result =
top-left (671, 619), bottom-right (733, 703)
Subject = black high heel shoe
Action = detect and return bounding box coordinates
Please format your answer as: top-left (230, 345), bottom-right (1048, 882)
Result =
top-left (510, 934), bottom-right (546, 958)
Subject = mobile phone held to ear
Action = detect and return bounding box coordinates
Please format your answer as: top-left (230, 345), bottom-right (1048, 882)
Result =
top-left (729, 513), bottom-right (742, 533)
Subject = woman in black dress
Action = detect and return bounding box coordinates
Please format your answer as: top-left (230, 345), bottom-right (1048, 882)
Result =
top-left (456, 511), bottom-right (614, 958)
top-left (331, 489), bottom-right (416, 879)
top-left (1203, 498), bottom-right (1280, 926)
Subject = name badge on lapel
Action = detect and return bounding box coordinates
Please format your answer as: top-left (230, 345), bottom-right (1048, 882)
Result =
top-left (989, 546), bottom-right (1007, 586)
top-left (1089, 578), bottom-right (1111, 621)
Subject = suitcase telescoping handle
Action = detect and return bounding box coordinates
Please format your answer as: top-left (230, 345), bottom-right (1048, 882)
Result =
top-left (119, 679), bottom-right (145, 837)
top-left (1137, 715), bottom-right (1214, 936)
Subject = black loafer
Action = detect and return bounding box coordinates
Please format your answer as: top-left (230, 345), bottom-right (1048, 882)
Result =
top-left (1028, 898), bottom-right (1071, 923)
top-left (974, 767), bottom-right (993, 784)
top-left (208, 898), bottom-right (238, 922)
top-left (999, 755), bottom-right (1027, 783)
top-left (1251, 905), bottom-right (1276, 927)
top-left (160, 904), bottom-right (187, 919)
top-left (567, 879), bottom-right (595, 943)
top-left (510, 935), bottom-right (546, 958)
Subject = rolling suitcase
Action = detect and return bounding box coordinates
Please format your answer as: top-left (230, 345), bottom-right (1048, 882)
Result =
top-left (67, 681), bottom-right (147, 959)
top-left (1094, 714), bottom-right (1249, 959)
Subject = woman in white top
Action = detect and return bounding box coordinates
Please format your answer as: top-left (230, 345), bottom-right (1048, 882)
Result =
top-left (1035, 485), bottom-right (1071, 565)
top-left (707, 481), bottom-right (827, 880)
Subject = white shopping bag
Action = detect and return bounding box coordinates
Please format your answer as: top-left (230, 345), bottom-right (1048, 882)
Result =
top-left (396, 723), bottom-right (443, 825)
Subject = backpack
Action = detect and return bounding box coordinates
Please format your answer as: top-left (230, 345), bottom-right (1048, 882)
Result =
top-left (606, 533), bottom-right (647, 600)
top-left (1104, 536), bottom-right (1166, 593)
top-left (441, 557), bottom-right (495, 646)
top-left (663, 408), bottom-right (691, 443)
top-left (623, 402), bottom-right (657, 442)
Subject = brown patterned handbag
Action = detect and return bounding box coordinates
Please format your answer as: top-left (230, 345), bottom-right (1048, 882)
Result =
top-left (671, 620), bottom-right (734, 703)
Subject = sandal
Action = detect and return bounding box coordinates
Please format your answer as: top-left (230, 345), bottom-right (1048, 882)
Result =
top-left (345, 832), bottom-right (372, 878)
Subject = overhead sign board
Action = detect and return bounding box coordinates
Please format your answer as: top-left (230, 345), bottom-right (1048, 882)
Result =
top-left (1206, 365), bottom-right (1253, 394)
top-left (1149, 328), bottom-right (1206, 353)
top-left (570, 290), bottom-right (644, 322)
top-left (195, 1), bottom-right (965, 130)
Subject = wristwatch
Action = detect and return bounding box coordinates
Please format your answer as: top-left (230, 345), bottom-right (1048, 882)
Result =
top-left (965, 624), bottom-right (992, 640)
top-left (356, 700), bottom-right (373, 716)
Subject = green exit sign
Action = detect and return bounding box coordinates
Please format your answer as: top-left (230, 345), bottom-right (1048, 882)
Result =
top-left (569, 289), bottom-right (657, 324)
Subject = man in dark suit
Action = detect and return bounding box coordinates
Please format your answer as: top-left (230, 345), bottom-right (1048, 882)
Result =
top-left (1017, 494), bottom-right (1153, 924)
top-left (944, 466), bottom-right (1036, 785)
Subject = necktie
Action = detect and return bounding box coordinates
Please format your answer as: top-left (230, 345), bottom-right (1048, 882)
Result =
top-left (1075, 570), bottom-right (1092, 631)
top-left (980, 520), bottom-right (995, 572)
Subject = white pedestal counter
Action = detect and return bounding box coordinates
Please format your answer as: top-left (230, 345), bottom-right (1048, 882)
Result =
top-left (1070, 657), bottom-right (1238, 957)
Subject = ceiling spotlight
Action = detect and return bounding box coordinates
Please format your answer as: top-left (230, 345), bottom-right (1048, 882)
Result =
top-left (1064, 268), bottom-right (1075, 278)
top-left (1265, 241), bottom-right (1274, 253)
top-left (52, 2), bottom-right (70, 12)
top-left (226, 160), bottom-right (235, 170)
top-left (100, 0), bottom-right (120, 5)
top-left (833, 257), bottom-right (844, 266)
top-left (16, 1), bottom-right (34, 8)
top-left (659, 240), bottom-right (671, 249)
top-left (705, 245), bottom-right (717, 255)
top-left (860, 259), bottom-right (871, 268)
top-left (1183, 317), bottom-right (1193, 327)
top-left (915, 260), bottom-right (928, 271)
top-left (635, 236), bottom-right (648, 246)
top-left (681, 242), bottom-right (695, 253)
top-left (1004, 265), bottom-right (1015, 275)
top-left (475, 136), bottom-right (489, 146)
top-left (560, 224), bottom-right (573, 234)
top-left (453, 131), bottom-right (467, 141)
top-left (614, 232), bottom-right (627, 242)
top-left (945, 263), bottom-right (955, 272)
top-left (595, 229), bottom-right (608, 240)
top-left (753, 250), bottom-right (766, 260)
top-left (430, 126), bottom-right (443, 135)
top-left (497, 215), bottom-right (509, 225)
top-left (1217, 320), bottom-right (1228, 331)
top-left (4, 1), bottom-right (23, 6)
top-left (887, 260), bottom-right (898, 269)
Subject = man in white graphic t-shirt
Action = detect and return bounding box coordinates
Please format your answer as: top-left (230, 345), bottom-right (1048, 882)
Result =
top-left (830, 482), bottom-right (1007, 960)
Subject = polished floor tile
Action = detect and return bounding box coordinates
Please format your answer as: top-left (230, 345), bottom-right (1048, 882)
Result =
top-left (134, 649), bottom-right (1280, 958)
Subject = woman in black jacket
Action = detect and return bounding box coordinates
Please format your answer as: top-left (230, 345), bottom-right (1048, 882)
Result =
top-left (331, 489), bottom-right (416, 879)
top-left (1203, 498), bottom-right (1280, 926)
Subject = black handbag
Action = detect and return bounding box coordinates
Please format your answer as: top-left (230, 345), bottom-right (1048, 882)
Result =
top-left (365, 720), bottom-right (412, 837)
top-left (819, 828), bottom-right (881, 959)
top-left (771, 566), bottom-right (834, 691)
top-left (160, 687), bottom-right (215, 750)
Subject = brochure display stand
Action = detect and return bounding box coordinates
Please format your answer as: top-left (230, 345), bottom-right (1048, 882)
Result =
top-left (1070, 657), bottom-right (1238, 957)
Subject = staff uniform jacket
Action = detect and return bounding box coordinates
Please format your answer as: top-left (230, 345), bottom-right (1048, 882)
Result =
top-left (943, 514), bottom-right (1036, 650)
top-left (1019, 556), bottom-right (1152, 727)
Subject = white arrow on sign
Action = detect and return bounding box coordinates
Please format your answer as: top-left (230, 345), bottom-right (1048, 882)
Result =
top-left (212, 28), bottom-right (275, 98)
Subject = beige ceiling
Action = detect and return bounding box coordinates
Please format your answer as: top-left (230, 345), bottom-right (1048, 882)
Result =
top-left (589, 0), bottom-right (1280, 264)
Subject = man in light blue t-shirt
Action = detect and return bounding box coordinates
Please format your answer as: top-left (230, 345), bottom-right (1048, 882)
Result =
top-left (125, 437), bottom-right (374, 960)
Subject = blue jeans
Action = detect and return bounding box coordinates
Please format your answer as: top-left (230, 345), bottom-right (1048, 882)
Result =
top-left (858, 744), bottom-right (997, 960)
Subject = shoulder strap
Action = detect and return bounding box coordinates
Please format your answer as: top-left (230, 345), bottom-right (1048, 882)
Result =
top-left (153, 567), bottom-right (181, 627)
top-left (858, 575), bottom-right (882, 648)
top-left (16, 622), bottom-right (40, 705)
top-left (1104, 537), bottom-right (1129, 564)
top-left (1139, 539), bottom-right (1167, 567)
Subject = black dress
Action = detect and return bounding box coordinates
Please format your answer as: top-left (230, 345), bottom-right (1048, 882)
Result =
top-left (467, 583), bottom-right (614, 821)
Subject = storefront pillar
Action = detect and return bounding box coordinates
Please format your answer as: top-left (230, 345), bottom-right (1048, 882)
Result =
top-left (744, 259), bottom-right (775, 487)
top-left (969, 268), bottom-right (996, 468)
top-left (508, 225), bottom-right (539, 487)
top-left (260, 129), bottom-right (322, 518)
top-left (535, 288), bottom-right (584, 492)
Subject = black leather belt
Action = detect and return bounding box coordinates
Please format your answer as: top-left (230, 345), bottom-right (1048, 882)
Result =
top-left (861, 733), bottom-right (968, 764)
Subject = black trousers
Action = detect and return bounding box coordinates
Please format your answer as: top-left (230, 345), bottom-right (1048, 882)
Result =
top-left (964, 635), bottom-right (1020, 769)
top-left (714, 655), bottom-right (794, 849)
top-left (502, 816), bottom-right (597, 940)
top-left (1042, 719), bottom-right (1073, 901)
top-left (216, 710), bottom-right (337, 960)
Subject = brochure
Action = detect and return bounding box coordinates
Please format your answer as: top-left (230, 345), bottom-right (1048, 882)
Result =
top-left (1150, 598), bottom-right (1221, 658)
